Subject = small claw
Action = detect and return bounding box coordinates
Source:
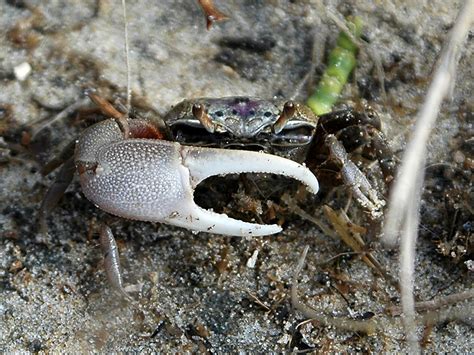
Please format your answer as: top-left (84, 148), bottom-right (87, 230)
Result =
top-left (326, 135), bottom-right (385, 219)
top-left (76, 120), bottom-right (318, 237)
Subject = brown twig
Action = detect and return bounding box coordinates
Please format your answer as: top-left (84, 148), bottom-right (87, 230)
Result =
top-left (291, 246), bottom-right (377, 335)
top-left (421, 303), bottom-right (474, 328)
top-left (282, 194), bottom-right (336, 239)
top-left (30, 98), bottom-right (89, 138)
top-left (387, 289), bottom-right (474, 316)
top-left (197, 0), bottom-right (228, 30)
top-left (245, 290), bottom-right (271, 312)
top-left (86, 92), bottom-right (123, 119)
top-left (322, 206), bottom-right (399, 290)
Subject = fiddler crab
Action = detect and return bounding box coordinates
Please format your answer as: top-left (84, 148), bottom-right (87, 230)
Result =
top-left (38, 8), bottom-right (395, 298)
top-left (39, 94), bottom-right (393, 298)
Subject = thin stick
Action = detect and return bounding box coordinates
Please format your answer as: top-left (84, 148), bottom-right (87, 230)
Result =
top-left (291, 246), bottom-right (377, 335)
top-left (282, 194), bottom-right (336, 239)
top-left (388, 288), bottom-right (474, 316)
top-left (400, 187), bottom-right (422, 353)
top-left (245, 290), bottom-right (271, 312)
top-left (382, 1), bottom-right (473, 352)
top-left (421, 303), bottom-right (474, 327)
top-left (30, 98), bottom-right (89, 138)
top-left (121, 0), bottom-right (131, 115)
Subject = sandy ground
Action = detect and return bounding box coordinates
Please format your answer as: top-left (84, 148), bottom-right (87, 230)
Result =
top-left (0, 0), bottom-right (472, 352)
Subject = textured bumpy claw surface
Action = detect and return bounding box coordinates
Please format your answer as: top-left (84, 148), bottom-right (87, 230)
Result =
top-left (75, 119), bottom-right (319, 237)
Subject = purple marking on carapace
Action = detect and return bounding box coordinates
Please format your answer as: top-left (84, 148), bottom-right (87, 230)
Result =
top-left (230, 98), bottom-right (260, 118)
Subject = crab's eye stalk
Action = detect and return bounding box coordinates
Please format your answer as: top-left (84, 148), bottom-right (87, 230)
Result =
top-left (273, 101), bottom-right (296, 134)
top-left (192, 103), bottom-right (215, 133)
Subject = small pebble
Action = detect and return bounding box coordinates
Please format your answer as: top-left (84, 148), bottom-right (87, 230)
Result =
top-left (453, 150), bottom-right (465, 164)
top-left (246, 249), bottom-right (259, 268)
top-left (14, 62), bottom-right (32, 81)
top-left (465, 260), bottom-right (473, 272)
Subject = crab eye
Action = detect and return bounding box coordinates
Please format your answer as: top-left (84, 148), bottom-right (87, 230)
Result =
top-left (215, 110), bottom-right (224, 117)
top-left (272, 101), bottom-right (296, 134)
top-left (192, 103), bottom-right (215, 133)
top-left (231, 109), bottom-right (238, 115)
top-left (249, 110), bottom-right (255, 116)
top-left (264, 111), bottom-right (272, 117)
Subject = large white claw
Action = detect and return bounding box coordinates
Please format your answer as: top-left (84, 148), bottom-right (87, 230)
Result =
top-left (76, 119), bottom-right (319, 237)
top-left (181, 146), bottom-right (319, 194)
top-left (177, 145), bottom-right (319, 236)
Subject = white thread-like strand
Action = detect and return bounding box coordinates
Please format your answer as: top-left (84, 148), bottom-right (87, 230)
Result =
top-left (122, 0), bottom-right (132, 114)
top-left (383, 1), bottom-right (473, 353)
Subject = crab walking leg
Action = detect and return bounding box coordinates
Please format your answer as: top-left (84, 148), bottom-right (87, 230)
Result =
top-left (39, 157), bottom-right (76, 233)
top-left (76, 121), bottom-right (319, 236)
top-left (99, 224), bottom-right (132, 301)
top-left (326, 135), bottom-right (385, 219)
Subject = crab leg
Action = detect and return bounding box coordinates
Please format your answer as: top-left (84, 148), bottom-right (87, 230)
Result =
top-left (39, 157), bottom-right (76, 232)
top-left (326, 135), bottom-right (385, 219)
top-left (76, 119), bottom-right (319, 237)
top-left (99, 224), bottom-right (132, 301)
